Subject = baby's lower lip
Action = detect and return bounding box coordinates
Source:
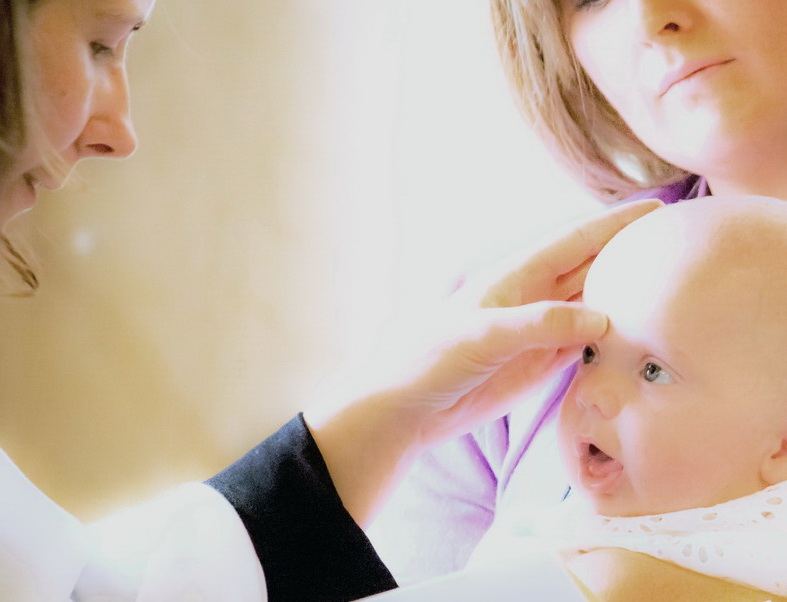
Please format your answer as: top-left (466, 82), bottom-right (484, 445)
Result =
top-left (579, 444), bottom-right (624, 494)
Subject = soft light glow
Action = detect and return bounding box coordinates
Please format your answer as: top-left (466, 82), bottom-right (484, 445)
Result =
top-left (325, 0), bottom-right (600, 369)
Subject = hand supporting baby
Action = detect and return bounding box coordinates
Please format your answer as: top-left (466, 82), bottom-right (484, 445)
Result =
top-left (305, 199), bottom-right (662, 526)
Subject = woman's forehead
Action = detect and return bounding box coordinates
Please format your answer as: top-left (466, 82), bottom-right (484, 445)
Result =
top-left (88, 0), bottom-right (155, 25)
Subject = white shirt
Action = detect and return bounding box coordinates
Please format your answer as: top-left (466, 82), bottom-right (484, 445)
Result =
top-left (0, 449), bottom-right (266, 601)
top-left (364, 539), bottom-right (586, 601)
top-left (0, 449), bottom-right (86, 601)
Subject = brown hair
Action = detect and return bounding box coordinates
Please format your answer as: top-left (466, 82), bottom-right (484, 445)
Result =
top-left (490, 0), bottom-right (690, 202)
top-left (0, 0), bottom-right (38, 294)
top-left (0, 0), bottom-right (26, 180)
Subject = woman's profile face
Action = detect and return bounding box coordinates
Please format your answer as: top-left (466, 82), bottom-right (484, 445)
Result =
top-left (562, 0), bottom-right (787, 185)
top-left (1, 0), bottom-right (156, 224)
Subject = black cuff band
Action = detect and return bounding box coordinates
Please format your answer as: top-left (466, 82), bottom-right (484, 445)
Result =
top-left (207, 413), bottom-right (397, 601)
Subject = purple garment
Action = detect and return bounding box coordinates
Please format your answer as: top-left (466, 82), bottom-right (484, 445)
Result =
top-left (368, 176), bottom-right (708, 583)
top-left (625, 174), bottom-right (708, 204)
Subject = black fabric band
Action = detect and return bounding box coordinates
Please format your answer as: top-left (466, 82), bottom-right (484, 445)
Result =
top-left (207, 413), bottom-right (397, 601)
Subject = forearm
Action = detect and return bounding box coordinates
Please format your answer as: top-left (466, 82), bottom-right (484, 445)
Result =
top-left (367, 427), bottom-right (501, 583)
top-left (304, 387), bottom-right (426, 529)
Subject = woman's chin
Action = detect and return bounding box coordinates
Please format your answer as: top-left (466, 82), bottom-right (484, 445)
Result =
top-left (1, 176), bottom-right (38, 225)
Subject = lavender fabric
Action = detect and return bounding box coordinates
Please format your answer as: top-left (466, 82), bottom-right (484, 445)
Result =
top-left (368, 176), bottom-right (708, 583)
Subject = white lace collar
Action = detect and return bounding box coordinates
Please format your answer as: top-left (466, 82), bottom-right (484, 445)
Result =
top-left (568, 481), bottom-right (787, 597)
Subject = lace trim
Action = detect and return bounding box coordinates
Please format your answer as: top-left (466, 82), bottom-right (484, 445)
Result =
top-left (570, 481), bottom-right (787, 597)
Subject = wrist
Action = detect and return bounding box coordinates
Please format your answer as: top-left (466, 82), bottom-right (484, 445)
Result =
top-left (303, 386), bottom-right (426, 527)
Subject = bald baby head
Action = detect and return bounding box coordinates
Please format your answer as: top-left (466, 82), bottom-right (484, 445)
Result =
top-left (585, 196), bottom-right (787, 351)
top-left (559, 196), bottom-right (787, 516)
top-left (587, 195), bottom-right (787, 308)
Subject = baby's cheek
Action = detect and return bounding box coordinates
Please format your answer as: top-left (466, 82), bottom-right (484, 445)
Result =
top-left (639, 456), bottom-right (708, 513)
top-left (556, 404), bottom-right (579, 476)
top-left (556, 396), bottom-right (578, 445)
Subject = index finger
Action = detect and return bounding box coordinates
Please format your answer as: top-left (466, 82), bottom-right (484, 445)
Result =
top-left (468, 198), bottom-right (665, 309)
top-left (536, 198), bottom-right (664, 277)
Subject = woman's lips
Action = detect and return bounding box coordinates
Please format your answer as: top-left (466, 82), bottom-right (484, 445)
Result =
top-left (658, 58), bottom-right (735, 96)
top-left (577, 439), bottom-right (624, 494)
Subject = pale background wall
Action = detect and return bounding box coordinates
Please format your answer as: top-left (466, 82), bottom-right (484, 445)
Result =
top-left (0, 0), bottom-right (598, 520)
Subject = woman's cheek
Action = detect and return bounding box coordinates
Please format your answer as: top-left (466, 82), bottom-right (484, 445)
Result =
top-left (44, 84), bottom-right (93, 152)
top-left (34, 44), bottom-right (91, 148)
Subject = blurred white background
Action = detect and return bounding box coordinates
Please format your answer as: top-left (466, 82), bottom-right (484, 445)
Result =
top-left (0, 0), bottom-right (598, 519)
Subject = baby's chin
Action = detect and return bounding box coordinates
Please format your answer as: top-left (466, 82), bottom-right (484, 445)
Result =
top-left (585, 496), bottom-right (644, 518)
top-left (588, 488), bottom-right (763, 518)
top-left (580, 485), bottom-right (688, 517)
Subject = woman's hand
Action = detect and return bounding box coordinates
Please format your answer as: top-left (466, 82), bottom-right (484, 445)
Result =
top-left (305, 198), bottom-right (663, 526)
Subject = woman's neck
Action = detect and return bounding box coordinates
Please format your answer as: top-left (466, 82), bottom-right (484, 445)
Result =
top-left (703, 148), bottom-right (787, 201)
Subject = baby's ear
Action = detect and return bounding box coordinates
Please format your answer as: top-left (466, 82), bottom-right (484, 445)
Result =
top-left (761, 436), bottom-right (787, 486)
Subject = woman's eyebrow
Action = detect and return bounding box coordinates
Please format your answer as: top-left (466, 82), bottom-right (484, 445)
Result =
top-left (93, 8), bottom-right (147, 30)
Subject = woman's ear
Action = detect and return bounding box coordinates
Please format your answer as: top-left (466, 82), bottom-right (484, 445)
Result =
top-left (760, 436), bottom-right (787, 486)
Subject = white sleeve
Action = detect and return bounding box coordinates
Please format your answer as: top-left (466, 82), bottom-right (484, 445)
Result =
top-left (74, 482), bottom-right (267, 602)
top-left (0, 449), bottom-right (87, 602)
top-left (361, 539), bottom-right (586, 602)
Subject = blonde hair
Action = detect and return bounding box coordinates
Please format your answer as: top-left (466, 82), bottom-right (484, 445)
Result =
top-left (490, 0), bottom-right (690, 202)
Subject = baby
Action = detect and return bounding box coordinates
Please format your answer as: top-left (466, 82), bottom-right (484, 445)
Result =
top-left (557, 194), bottom-right (787, 600)
top-left (561, 193), bottom-right (787, 517)
top-left (369, 195), bottom-right (787, 601)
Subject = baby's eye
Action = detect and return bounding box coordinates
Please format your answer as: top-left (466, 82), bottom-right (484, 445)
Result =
top-left (581, 345), bottom-right (597, 365)
top-left (642, 362), bottom-right (673, 384)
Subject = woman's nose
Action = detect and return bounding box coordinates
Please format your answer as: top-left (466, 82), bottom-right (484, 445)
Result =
top-left (632, 0), bottom-right (696, 43)
top-left (572, 370), bottom-right (623, 419)
top-left (78, 67), bottom-right (138, 159)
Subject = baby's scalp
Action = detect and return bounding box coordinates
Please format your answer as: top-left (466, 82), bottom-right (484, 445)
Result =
top-left (585, 195), bottom-right (787, 309)
top-left (584, 195), bottom-right (787, 397)
top-left (568, 196), bottom-right (787, 514)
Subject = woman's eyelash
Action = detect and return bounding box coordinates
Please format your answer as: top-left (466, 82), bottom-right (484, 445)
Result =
top-left (573, 0), bottom-right (610, 11)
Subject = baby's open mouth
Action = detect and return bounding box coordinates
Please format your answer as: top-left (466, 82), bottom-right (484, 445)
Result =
top-left (580, 441), bottom-right (624, 491)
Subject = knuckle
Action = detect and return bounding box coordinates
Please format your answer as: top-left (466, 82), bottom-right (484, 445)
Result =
top-left (574, 222), bottom-right (603, 256)
top-left (541, 303), bottom-right (574, 334)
